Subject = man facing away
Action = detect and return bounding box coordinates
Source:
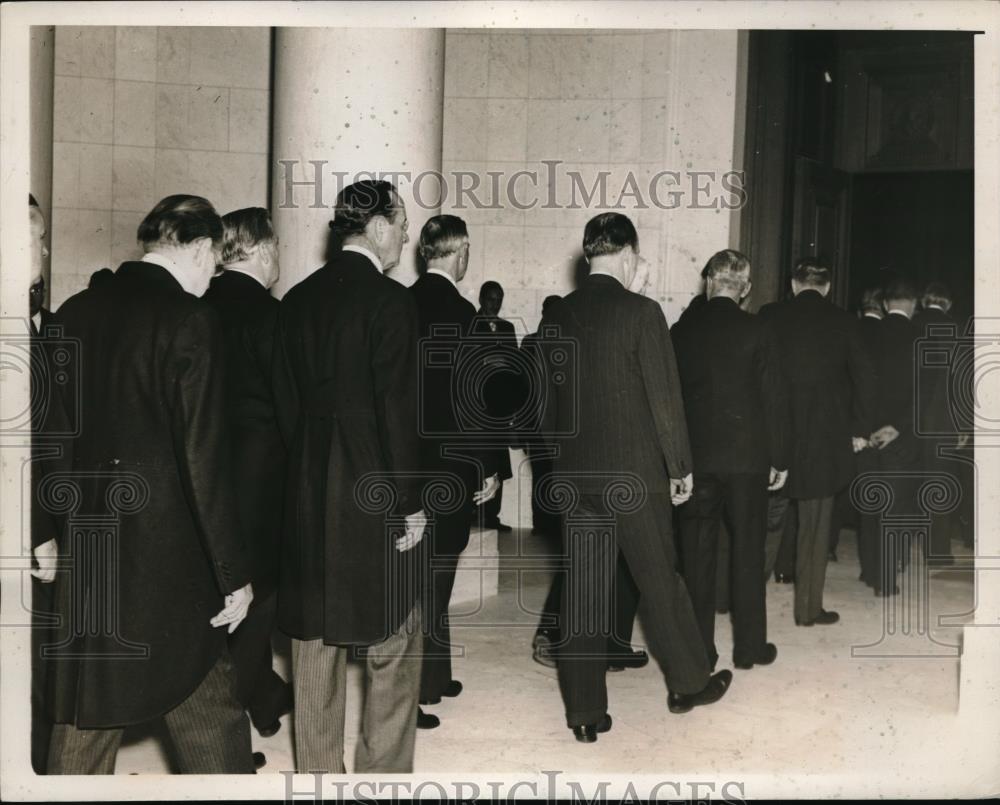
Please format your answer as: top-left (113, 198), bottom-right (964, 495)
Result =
top-left (854, 286), bottom-right (885, 589)
top-left (471, 280), bottom-right (517, 532)
top-left (671, 249), bottom-right (790, 672)
top-left (203, 208), bottom-right (293, 745)
top-left (538, 212), bottom-right (732, 743)
top-left (864, 278), bottom-right (923, 594)
top-left (408, 215), bottom-right (502, 728)
top-left (48, 194), bottom-right (255, 774)
top-left (273, 180), bottom-right (427, 774)
top-left (914, 281), bottom-right (964, 563)
top-left (759, 259), bottom-right (876, 627)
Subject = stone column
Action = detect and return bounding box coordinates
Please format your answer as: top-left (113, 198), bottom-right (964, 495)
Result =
top-left (30, 25), bottom-right (54, 302)
top-left (270, 28), bottom-right (445, 296)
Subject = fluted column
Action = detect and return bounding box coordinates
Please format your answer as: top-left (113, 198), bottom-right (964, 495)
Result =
top-left (270, 28), bottom-right (445, 296)
top-left (30, 25), bottom-right (54, 302)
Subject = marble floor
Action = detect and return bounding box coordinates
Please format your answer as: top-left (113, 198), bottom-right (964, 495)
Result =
top-left (111, 458), bottom-right (980, 797)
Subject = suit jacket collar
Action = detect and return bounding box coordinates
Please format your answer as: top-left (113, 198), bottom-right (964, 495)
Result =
top-left (116, 260), bottom-right (185, 294)
top-left (213, 268), bottom-right (270, 298)
top-left (584, 272), bottom-right (625, 290)
top-left (419, 271), bottom-right (463, 299)
top-left (707, 295), bottom-right (740, 310)
top-left (793, 288), bottom-right (827, 305)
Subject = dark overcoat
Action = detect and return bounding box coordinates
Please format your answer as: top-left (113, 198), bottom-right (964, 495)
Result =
top-left (203, 270), bottom-right (285, 596)
top-left (759, 290), bottom-right (877, 500)
top-left (273, 250), bottom-right (423, 646)
top-left (671, 295), bottom-right (790, 475)
top-left (50, 261), bottom-right (250, 728)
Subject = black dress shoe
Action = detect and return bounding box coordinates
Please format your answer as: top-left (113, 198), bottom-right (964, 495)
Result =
top-left (795, 609), bottom-right (839, 626)
top-left (417, 708), bottom-right (440, 729)
top-left (607, 649), bottom-right (649, 672)
top-left (874, 586), bottom-right (900, 597)
top-left (828, 550), bottom-right (838, 562)
top-left (571, 714), bottom-right (612, 743)
top-left (253, 751), bottom-right (267, 770)
top-left (668, 670), bottom-right (733, 714)
top-left (496, 521), bottom-right (513, 533)
top-left (716, 606), bottom-right (730, 615)
top-left (734, 642), bottom-right (777, 670)
top-left (774, 573), bottom-right (794, 584)
top-left (257, 720), bottom-right (282, 739)
top-left (419, 679), bottom-right (462, 706)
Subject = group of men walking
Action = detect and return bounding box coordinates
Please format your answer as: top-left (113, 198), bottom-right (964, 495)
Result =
top-left (26, 179), bottom-right (965, 773)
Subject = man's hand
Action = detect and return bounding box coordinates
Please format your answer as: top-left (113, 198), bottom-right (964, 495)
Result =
top-left (210, 582), bottom-right (253, 634)
top-left (396, 509), bottom-right (427, 552)
top-left (31, 538), bottom-right (57, 583)
top-left (957, 432), bottom-right (971, 450)
top-left (870, 425), bottom-right (900, 450)
top-left (852, 436), bottom-right (870, 453)
top-left (473, 474), bottom-right (500, 506)
top-left (670, 473), bottom-right (693, 506)
top-left (767, 467), bottom-right (788, 492)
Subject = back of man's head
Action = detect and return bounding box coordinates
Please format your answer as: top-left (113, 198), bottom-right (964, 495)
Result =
top-left (220, 207), bottom-right (274, 265)
top-left (582, 212), bottom-right (638, 260)
top-left (541, 295), bottom-right (561, 317)
top-left (884, 277), bottom-right (918, 306)
top-left (137, 194), bottom-right (223, 253)
top-left (330, 180), bottom-right (399, 240)
top-left (703, 249), bottom-right (751, 298)
top-left (860, 286), bottom-right (884, 315)
top-left (418, 215), bottom-right (468, 263)
top-left (480, 279), bottom-right (504, 308)
top-left (791, 258), bottom-right (832, 290)
top-left (922, 281), bottom-right (953, 313)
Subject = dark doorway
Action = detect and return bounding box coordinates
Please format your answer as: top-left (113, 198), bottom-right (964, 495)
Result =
top-left (741, 30), bottom-right (974, 316)
top-left (849, 171), bottom-right (974, 322)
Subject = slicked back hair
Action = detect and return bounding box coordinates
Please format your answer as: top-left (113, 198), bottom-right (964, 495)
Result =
top-left (791, 258), bottom-right (832, 288)
top-left (703, 248), bottom-right (751, 294)
top-left (583, 212), bottom-right (638, 260)
top-left (137, 194), bottom-right (223, 252)
top-left (922, 281), bottom-right (953, 311)
top-left (418, 215), bottom-right (468, 262)
top-left (860, 286), bottom-right (884, 314)
top-left (220, 207), bottom-right (274, 265)
top-left (329, 180), bottom-right (399, 240)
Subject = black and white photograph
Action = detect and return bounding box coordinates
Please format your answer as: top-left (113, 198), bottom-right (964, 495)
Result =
top-left (1, 1), bottom-right (998, 800)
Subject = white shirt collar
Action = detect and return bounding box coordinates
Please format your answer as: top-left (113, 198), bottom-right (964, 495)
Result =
top-left (142, 251), bottom-right (201, 297)
top-left (426, 268), bottom-right (458, 288)
top-left (887, 308), bottom-right (911, 319)
top-left (342, 244), bottom-right (383, 272)
top-left (926, 303), bottom-right (945, 311)
top-left (863, 312), bottom-right (882, 319)
top-left (223, 266), bottom-right (268, 289)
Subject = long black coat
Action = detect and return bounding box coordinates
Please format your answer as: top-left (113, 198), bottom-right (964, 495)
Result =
top-left (671, 295), bottom-right (790, 475)
top-left (203, 270), bottom-right (284, 597)
top-left (273, 251), bottom-right (423, 646)
top-left (409, 272), bottom-right (502, 550)
top-left (759, 290), bottom-right (877, 500)
top-left (469, 312), bottom-right (517, 479)
top-left (540, 273), bottom-right (692, 494)
top-left (51, 261), bottom-right (251, 728)
top-left (913, 306), bottom-right (960, 436)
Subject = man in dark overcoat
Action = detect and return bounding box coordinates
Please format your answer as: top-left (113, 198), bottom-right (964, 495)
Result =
top-left (47, 194), bottom-right (255, 774)
top-left (272, 180), bottom-right (427, 774)
top-left (408, 215), bottom-right (501, 726)
top-left (759, 259), bottom-right (876, 626)
top-left (203, 207), bottom-right (292, 740)
top-left (672, 248), bottom-right (789, 671)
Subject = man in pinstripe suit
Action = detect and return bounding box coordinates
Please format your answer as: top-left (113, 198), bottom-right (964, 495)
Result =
top-left (538, 213), bottom-right (733, 743)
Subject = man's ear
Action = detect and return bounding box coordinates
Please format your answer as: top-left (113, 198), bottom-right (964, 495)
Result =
top-left (741, 278), bottom-right (753, 301)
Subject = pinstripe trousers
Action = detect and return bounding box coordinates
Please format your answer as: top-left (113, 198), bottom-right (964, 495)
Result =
top-left (557, 494), bottom-right (710, 727)
top-left (291, 601), bottom-right (422, 774)
top-left (47, 649), bottom-right (254, 774)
